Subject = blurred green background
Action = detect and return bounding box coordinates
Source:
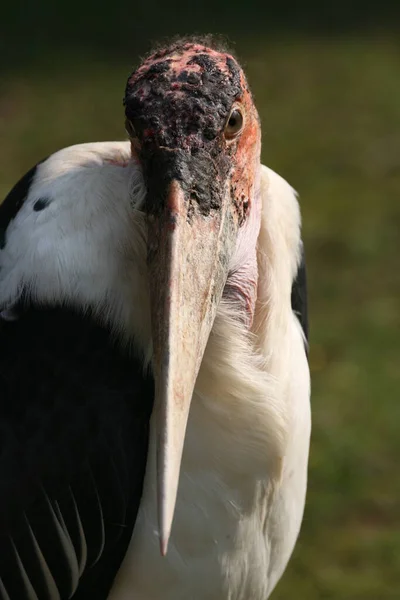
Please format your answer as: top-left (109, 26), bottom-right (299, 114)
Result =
top-left (1, 2), bottom-right (399, 598)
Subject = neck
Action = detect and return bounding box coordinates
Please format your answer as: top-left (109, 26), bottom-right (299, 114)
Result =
top-left (224, 164), bottom-right (262, 328)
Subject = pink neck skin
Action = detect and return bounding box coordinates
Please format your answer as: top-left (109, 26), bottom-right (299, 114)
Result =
top-left (224, 164), bottom-right (262, 328)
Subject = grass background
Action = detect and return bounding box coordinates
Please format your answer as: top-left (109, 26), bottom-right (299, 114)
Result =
top-left (1, 8), bottom-right (399, 597)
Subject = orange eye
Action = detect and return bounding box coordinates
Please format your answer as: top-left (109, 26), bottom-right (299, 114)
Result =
top-left (224, 109), bottom-right (244, 138)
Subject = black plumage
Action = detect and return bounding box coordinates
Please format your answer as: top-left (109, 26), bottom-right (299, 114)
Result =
top-left (291, 242), bottom-right (309, 348)
top-left (0, 305), bottom-right (154, 600)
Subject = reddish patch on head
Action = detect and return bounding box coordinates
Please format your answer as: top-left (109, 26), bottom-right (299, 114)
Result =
top-left (229, 69), bottom-right (261, 220)
top-left (132, 43), bottom-right (236, 87)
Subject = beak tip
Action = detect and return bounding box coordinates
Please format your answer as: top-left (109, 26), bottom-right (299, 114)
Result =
top-left (159, 531), bottom-right (170, 557)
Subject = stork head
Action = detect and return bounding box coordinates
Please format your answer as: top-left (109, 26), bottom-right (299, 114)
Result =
top-left (124, 38), bottom-right (261, 554)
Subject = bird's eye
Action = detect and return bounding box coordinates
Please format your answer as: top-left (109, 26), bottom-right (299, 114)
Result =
top-left (224, 109), bottom-right (244, 139)
top-left (125, 119), bottom-right (137, 139)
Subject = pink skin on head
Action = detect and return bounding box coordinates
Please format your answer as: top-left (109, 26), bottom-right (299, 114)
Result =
top-left (133, 44), bottom-right (236, 84)
top-left (223, 68), bottom-right (262, 327)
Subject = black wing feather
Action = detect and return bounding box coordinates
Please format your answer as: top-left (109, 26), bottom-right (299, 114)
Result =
top-left (0, 306), bottom-right (154, 600)
top-left (291, 242), bottom-right (309, 349)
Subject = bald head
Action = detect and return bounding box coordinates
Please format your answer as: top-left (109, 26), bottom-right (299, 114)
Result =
top-left (124, 42), bottom-right (248, 150)
top-left (124, 39), bottom-right (260, 225)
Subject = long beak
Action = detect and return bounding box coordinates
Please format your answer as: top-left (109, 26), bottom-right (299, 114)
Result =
top-left (147, 179), bottom-right (237, 556)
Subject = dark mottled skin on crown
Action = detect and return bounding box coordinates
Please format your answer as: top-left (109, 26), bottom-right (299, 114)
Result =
top-left (123, 38), bottom-right (260, 225)
top-left (124, 45), bottom-right (242, 150)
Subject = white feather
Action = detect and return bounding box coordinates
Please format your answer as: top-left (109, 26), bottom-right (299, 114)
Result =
top-left (0, 141), bottom-right (151, 355)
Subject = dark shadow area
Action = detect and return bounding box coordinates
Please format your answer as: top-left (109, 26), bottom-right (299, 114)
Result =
top-left (1, 0), bottom-right (400, 69)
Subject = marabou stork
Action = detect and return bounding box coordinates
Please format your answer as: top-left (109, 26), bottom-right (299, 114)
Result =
top-left (0, 37), bottom-right (310, 600)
